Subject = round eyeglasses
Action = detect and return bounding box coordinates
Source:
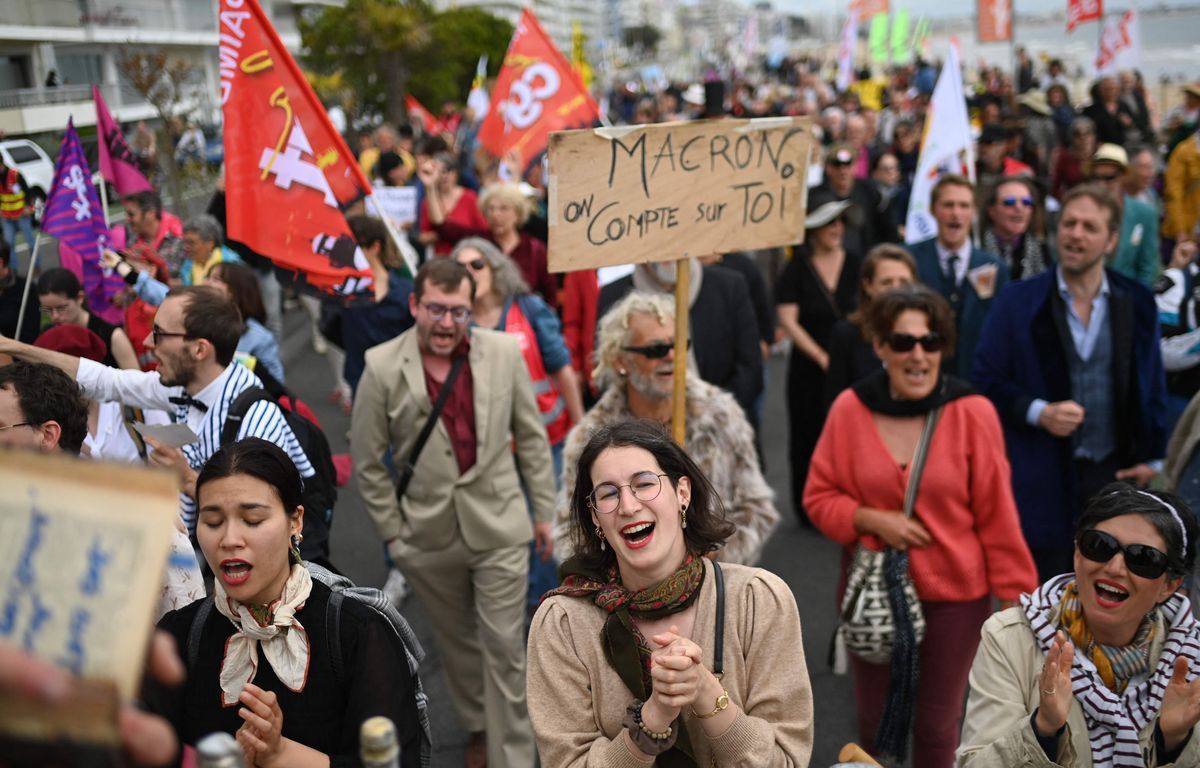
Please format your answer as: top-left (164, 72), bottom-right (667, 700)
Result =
top-left (589, 472), bottom-right (669, 514)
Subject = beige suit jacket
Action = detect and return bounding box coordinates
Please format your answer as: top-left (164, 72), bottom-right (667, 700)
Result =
top-left (350, 327), bottom-right (556, 552)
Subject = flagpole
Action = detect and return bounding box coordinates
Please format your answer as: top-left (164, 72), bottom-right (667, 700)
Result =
top-left (96, 174), bottom-right (111, 228)
top-left (14, 233), bottom-right (42, 341)
top-left (369, 194), bottom-right (419, 277)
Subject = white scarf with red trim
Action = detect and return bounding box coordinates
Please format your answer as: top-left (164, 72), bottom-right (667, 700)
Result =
top-left (213, 563), bottom-right (312, 706)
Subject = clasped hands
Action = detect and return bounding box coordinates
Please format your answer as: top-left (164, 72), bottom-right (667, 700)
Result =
top-left (639, 625), bottom-right (725, 735)
top-left (1036, 631), bottom-right (1200, 752)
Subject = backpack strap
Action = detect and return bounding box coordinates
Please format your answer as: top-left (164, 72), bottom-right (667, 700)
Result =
top-left (327, 589), bottom-right (345, 688)
top-left (712, 560), bottom-right (725, 679)
top-left (220, 387), bottom-right (273, 446)
top-left (187, 596), bottom-right (215, 672)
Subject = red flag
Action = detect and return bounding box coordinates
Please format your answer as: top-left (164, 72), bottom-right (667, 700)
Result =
top-left (93, 85), bottom-right (152, 195)
top-left (405, 94), bottom-right (440, 134)
top-left (849, 0), bottom-right (889, 24)
top-left (219, 0), bottom-right (374, 301)
top-left (978, 0), bottom-right (1012, 42)
top-left (478, 9), bottom-right (599, 171)
top-left (1067, 0), bottom-right (1103, 31)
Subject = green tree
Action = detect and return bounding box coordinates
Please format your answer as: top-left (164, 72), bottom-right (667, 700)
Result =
top-left (622, 25), bottom-right (661, 54)
top-left (299, 0), bottom-right (433, 125)
top-left (299, 0), bottom-right (512, 126)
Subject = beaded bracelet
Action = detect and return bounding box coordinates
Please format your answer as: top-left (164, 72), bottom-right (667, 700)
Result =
top-left (622, 701), bottom-right (679, 756)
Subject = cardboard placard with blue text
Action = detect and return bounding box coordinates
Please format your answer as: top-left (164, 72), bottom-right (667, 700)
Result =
top-left (546, 117), bottom-right (812, 272)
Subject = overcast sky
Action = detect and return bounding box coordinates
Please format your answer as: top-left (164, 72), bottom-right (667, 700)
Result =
top-left (775, 0), bottom-right (1200, 18)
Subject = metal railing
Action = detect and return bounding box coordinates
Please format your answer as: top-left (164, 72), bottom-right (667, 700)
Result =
top-left (0, 82), bottom-right (146, 110)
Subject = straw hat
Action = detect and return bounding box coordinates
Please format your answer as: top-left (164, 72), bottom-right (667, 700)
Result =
top-left (1092, 143), bottom-right (1129, 169)
top-left (805, 190), bottom-right (853, 230)
top-left (682, 83), bottom-right (705, 106)
top-left (1018, 90), bottom-right (1052, 116)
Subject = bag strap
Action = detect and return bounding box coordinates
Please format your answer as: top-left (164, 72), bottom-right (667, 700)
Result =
top-left (186, 596), bottom-right (215, 672)
top-left (221, 387), bottom-right (273, 446)
top-left (712, 560), bottom-right (725, 679)
top-left (902, 407), bottom-right (942, 518)
top-left (395, 353), bottom-right (466, 501)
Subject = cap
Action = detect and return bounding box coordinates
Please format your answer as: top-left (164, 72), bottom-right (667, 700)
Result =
top-left (34, 325), bottom-right (107, 363)
top-left (1092, 143), bottom-right (1129, 169)
top-left (825, 143), bottom-right (855, 166)
top-left (979, 123), bottom-right (1010, 144)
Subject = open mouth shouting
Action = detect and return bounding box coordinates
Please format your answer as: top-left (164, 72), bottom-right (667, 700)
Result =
top-left (1093, 579), bottom-right (1130, 608)
top-left (621, 521), bottom-right (656, 550)
top-left (220, 558), bottom-right (253, 587)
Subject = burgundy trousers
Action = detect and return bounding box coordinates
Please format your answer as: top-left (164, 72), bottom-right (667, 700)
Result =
top-left (850, 596), bottom-right (992, 767)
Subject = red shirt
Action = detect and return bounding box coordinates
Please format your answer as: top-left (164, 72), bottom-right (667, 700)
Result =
top-left (419, 188), bottom-right (488, 256)
top-left (424, 341), bottom-right (476, 474)
top-left (804, 390), bottom-right (1038, 603)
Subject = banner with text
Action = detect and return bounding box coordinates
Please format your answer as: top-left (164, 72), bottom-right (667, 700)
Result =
top-left (547, 118), bottom-right (812, 272)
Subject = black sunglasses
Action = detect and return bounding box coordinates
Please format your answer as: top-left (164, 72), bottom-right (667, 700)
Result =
top-left (461, 258), bottom-right (487, 271)
top-left (884, 332), bottom-right (948, 353)
top-left (1077, 529), bottom-right (1171, 580)
top-left (1090, 173), bottom-right (1121, 183)
top-left (622, 339), bottom-right (691, 359)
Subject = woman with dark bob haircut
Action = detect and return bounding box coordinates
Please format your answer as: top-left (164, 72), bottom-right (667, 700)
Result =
top-left (527, 420), bottom-right (814, 765)
top-left (144, 438), bottom-right (423, 767)
top-left (806, 284), bottom-right (1037, 765)
top-left (960, 483), bottom-right (1200, 766)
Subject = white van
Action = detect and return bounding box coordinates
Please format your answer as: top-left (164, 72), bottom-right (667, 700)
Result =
top-left (0, 139), bottom-right (54, 222)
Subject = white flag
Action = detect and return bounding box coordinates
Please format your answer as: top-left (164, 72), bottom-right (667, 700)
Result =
top-left (905, 45), bottom-right (974, 244)
top-left (836, 17), bottom-right (858, 93)
top-left (1095, 8), bottom-right (1141, 76)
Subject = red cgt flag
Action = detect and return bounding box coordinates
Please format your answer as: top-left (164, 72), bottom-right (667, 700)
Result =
top-left (1067, 0), bottom-right (1103, 31)
top-left (478, 8), bottom-right (599, 172)
top-left (219, 0), bottom-right (374, 301)
top-left (405, 94), bottom-right (439, 134)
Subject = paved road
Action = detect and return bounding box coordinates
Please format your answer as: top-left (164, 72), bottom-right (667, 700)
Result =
top-left (278, 307), bottom-right (860, 766)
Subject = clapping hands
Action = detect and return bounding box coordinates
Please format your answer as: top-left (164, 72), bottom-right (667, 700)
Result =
top-left (1159, 656), bottom-right (1200, 752)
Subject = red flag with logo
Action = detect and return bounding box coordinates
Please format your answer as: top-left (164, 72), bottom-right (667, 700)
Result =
top-left (849, 0), bottom-right (889, 24)
top-left (978, 0), bottom-right (1012, 42)
top-left (219, 0), bottom-right (374, 301)
top-left (1067, 0), bottom-right (1103, 31)
top-left (405, 94), bottom-right (440, 134)
top-left (478, 8), bottom-right (599, 172)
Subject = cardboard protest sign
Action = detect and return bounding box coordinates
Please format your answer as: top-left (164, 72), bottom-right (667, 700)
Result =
top-left (0, 449), bottom-right (178, 707)
top-left (367, 186), bottom-right (419, 227)
top-left (546, 117), bottom-right (812, 273)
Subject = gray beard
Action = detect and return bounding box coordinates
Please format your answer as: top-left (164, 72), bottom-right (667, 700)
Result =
top-left (627, 368), bottom-right (671, 401)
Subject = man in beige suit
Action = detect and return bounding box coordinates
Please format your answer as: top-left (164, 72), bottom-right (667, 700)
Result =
top-left (351, 258), bottom-right (555, 768)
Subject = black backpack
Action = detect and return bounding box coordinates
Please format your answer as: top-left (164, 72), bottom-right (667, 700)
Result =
top-left (221, 380), bottom-right (338, 571)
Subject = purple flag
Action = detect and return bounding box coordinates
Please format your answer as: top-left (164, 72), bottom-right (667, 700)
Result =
top-left (93, 85), bottom-right (152, 195)
top-left (43, 118), bottom-right (125, 321)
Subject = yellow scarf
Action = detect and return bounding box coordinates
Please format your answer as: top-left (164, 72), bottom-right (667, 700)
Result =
top-left (1059, 581), bottom-right (1155, 694)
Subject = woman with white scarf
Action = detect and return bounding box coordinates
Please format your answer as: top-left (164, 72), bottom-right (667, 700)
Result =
top-left (958, 483), bottom-right (1200, 767)
top-left (145, 438), bottom-right (421, 767)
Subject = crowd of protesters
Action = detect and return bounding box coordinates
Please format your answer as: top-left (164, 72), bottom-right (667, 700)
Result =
top-left (3, 45), bottom-right (1200, 768)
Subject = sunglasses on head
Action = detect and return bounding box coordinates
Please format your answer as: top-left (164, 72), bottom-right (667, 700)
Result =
top-left (1077, 528), bottom-right (1171, 580)
top-left (622, 339), bottom-right (691, 359)
top-left (884, 332), bottom-right (947, 353)
top-left (1001, 195), bottom-right (1034, 208)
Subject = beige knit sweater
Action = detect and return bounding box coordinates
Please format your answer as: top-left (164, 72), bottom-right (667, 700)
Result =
top-left (526, 559), bottom-right (814, 767)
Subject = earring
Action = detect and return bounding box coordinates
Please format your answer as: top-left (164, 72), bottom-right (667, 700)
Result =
top-left (617, 368), bottom-right (627, 376)
top-left (595, 525), bottom-right (606, 551)
top-left (681, 503), bottom-right (688, 529)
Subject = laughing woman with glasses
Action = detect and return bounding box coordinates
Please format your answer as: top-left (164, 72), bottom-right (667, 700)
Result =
top-left (805, 284), bottom-right (1037, 766)
top-left (527, 420), bottom-right (812, 766)
top-left (959, 483), bottom-right (1200, 767)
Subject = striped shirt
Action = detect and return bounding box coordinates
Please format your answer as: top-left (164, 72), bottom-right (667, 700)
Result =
top-left (76, 359), bottom-right (314, 532)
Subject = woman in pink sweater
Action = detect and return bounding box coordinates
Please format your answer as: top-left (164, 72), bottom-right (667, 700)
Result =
top-left (805, 284), bottom-right (1037, 767)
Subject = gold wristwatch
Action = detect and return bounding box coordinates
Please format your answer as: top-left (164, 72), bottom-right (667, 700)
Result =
top-left (691, 689), bottom-right (730, 719)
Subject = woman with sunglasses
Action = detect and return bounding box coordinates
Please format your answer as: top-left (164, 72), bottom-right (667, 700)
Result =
top-left (451, 236), bottom-right (584, 604)
top-left (806, 284), bottom-right (1037, 766)
top-left (776, 190), bottom-right (863, 526)
top-left (982, 176), bottom-right (1049, 281)
top-left (959, 483), bottom-right (1200, 767)
top-left (528, 420), bottom-right (813, 766)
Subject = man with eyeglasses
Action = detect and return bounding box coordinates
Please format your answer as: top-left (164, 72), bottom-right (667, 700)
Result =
top-left (982, 176), bottom-right (1050, 280)
top-left (0, 360), bottom-right (88, 454)
top-left (0, 285), bottom-right (314, 534)
top-left (1089, 143), bottom-right (1161, 288)
top-left (974, 183), bottom-right (1167, 581)
top-left (351, 258), bottom-right (554, 768)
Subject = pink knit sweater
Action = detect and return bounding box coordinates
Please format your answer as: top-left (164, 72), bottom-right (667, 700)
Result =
top-left (805, 390), bottom-right (1038, 603)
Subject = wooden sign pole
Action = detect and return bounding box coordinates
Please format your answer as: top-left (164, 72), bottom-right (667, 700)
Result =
top-left (671, 257), bottom-right (689, 445)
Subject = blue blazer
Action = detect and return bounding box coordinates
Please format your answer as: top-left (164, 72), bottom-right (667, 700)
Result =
top-left (908, 238), bottom-right (1009, 380)
top-left (972, 269), bottom-right (1167, 550)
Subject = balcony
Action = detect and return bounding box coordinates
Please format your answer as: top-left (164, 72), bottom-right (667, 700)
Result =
top-left (0, 81), bottom-right (156, 136)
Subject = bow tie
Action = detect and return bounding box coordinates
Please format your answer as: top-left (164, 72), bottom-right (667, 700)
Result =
top-left (168, 394), bottom-right (209, 413)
